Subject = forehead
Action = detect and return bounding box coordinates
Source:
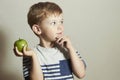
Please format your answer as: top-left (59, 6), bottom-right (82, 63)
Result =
top-left (44, 13), bottom-right (63, 22)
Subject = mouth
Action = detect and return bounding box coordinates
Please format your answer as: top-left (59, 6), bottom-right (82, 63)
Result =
top-left (56, 32), bottom-right (63, 37)
top-left (57, 32), bottom-right (63, 35)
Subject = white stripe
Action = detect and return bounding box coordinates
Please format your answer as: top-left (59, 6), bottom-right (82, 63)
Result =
top-left (45, 75), bottom-right (73, 79)
top-left (23, 66), bottom-right (29, 69)
top-left (23, 68), bottom-right (28, 72)
top-left (24, 71), bottom-right (29, 75)
top-left (24, 74), bottom-right (29, 77)
top-left (23, 66), bottom-right (26, 69)
top-left (42, 69), bottom-right (60, 73)
top-left (67, 79), bottom-right (73, 80)
top-left (41, 65), bottom-right (60, 69)
top-left (44, 73), bottom-right (61, 76)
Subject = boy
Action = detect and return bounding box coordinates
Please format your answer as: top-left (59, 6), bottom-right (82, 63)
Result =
top-left (14, 2), bottom-right (86, 80)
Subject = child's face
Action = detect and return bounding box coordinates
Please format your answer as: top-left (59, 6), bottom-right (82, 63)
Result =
top-left (39, 13), bottom-right (64, 42)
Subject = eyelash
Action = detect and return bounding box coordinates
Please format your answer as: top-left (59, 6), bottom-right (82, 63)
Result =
top-left (51, 21), bottom-right (64, 25)
top-left (51, 21), bottom-right (56, 25)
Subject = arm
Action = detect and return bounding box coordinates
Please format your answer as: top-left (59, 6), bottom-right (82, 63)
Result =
top-left (30, 52), bottom-right (43, 80)
top-left (56, 36), bottom-right (86, 79)
top-left (14, 46), bottom-right (43, 80)
top-left (67, 46), bottom-right (86, 79)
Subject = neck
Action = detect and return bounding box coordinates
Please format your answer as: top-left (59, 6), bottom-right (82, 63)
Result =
top-left (39, 38), bottom-right (55, 48)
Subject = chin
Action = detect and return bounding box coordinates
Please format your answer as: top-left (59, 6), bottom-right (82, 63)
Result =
top-left (50, 38), bottom-right (56, 42)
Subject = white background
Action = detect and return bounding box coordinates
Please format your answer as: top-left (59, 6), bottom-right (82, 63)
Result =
top-left (0, 0), bottom-right (120, 80)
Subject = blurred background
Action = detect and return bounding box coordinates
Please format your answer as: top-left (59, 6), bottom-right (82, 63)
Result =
top-left (0, 0), bottom-right (120, 80)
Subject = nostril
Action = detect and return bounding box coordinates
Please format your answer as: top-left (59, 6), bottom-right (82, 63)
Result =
top-left (57, 25), bottom-right (64, 31)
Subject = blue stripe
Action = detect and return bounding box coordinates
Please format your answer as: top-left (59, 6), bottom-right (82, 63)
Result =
top-left (25, 76), bottom-right (30, 80)
top-left (43, 71), bottom-right (60, 74)
top-left (42, 67), bottom-right (60, 70)
top-left (23, 62), bottom-right (31, 67)
top-left (41, 64), bottom-right (59, 67)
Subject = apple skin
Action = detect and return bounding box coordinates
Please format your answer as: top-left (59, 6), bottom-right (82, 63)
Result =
top-left (14, 39), bottom-right (28, 52)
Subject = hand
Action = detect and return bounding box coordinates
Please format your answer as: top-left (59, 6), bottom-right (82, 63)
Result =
top-left (13, 45), bottom-right (35, 57)
top-left (55, 36), bottom-right (73, 50)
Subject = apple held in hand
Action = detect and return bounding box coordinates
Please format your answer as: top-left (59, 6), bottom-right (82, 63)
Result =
top-left (14, 38), bottom-right (28, 52)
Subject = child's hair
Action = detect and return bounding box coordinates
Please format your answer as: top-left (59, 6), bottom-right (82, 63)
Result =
top-left (27, 2), bottom-right (63, 28)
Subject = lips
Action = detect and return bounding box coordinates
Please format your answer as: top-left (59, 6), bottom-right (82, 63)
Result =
top-left (56, 32), bottom-right (63, 37)
top-left (57, 32), bottom-right (63, 35)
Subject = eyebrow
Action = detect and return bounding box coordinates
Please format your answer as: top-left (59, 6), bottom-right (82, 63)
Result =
top-left (50, 18), bottom-right (64, 22)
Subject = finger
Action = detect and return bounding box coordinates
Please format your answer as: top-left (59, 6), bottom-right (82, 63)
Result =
top-left (27, 47), bottom-right (31, 51)
top-left (59, 39), bottom-right (67, 47)
top-left (23, 45), bottom-right (27, 55)
top-left (13, 47), bottom-right (16, 53)
top-left (14, 47), bottom-right (23, 56)
top-left (56, 37), bottom-right (63, 43)
top-left (15, 47), bottom-right (23, 56)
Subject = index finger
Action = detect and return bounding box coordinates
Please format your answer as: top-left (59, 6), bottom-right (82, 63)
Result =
top-left (13, 47), bottom-right (23, 57)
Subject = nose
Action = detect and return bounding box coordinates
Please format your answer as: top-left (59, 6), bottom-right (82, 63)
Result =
top-left (57, 24), bottom-right (64, 31)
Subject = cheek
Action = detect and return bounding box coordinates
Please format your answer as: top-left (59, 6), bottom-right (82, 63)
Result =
top-left (44, 29), bottom-right (57, 40)
top-left (49, 29), bottom-right (57, 37)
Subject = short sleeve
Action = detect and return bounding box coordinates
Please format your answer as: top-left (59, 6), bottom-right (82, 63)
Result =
top-left (23, 57), bottom-right (31, 80)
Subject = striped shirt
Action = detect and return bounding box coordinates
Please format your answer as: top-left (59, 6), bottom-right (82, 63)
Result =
top-left (23, 45), bottom-right (86, 80)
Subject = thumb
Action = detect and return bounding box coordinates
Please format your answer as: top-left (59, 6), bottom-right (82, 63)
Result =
top-left (23, 45), bottom-right (27, 54)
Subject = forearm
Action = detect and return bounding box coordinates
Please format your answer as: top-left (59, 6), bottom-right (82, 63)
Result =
top-left (55, 35), bottom-right (86, 78)
top-left (68, 47), bottom-right (86, 79)
top-left (30, 53), bottom-right (43, 80)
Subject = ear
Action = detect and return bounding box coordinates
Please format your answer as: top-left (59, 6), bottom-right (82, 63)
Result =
top-left (32, 24), bottom-right (41, 35)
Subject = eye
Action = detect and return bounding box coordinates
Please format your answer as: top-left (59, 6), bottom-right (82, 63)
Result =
top-left (51, 21), bottom-right (56, 25)
top-left (61, 20), bottom-right (64, 24)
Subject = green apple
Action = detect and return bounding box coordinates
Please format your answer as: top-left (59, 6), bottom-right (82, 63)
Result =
top-left (14, 38), bottom-right (28, 52)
